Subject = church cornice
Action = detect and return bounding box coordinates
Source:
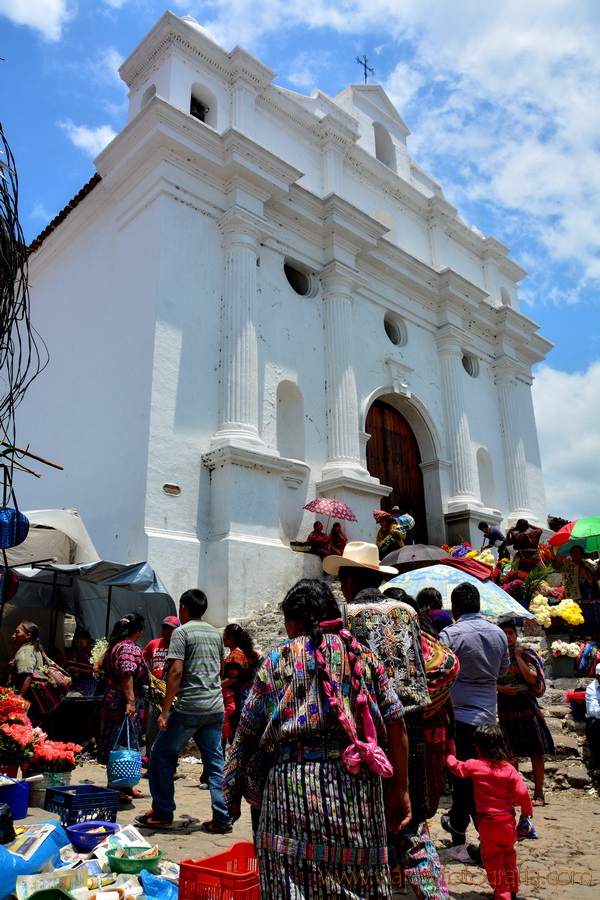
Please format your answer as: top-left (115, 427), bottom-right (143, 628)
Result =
top-left (119, 12), bottom-right (276, 93)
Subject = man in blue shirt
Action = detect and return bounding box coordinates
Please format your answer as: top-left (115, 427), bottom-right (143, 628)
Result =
top-left (439, 582), bottom-right (509, 852)
top-left (478, 521), bottom-right (507, 559)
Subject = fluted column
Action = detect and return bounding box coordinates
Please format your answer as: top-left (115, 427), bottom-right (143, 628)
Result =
top-left (436, 329), bottom-right (479, 505)
top-left (320, 263), bottom-right (362, 472)
top-left (213, 208), bottom-right (263, 447)
top-left (494, 361), bottom-right (531, 516)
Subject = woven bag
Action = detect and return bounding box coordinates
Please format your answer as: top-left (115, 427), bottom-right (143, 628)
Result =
top-left (107, 717), bottom-right (142, 788)
top-left (28, 650), bottom-right (72, 714)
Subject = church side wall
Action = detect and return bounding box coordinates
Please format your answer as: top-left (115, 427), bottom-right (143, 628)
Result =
top-left (21, 194), bottom-right (159, 563)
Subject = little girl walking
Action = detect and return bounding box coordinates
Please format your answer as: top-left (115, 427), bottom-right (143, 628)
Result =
top-left (446, 724), bottom-right (533, 900)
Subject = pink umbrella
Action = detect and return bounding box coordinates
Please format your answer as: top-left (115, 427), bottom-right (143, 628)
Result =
top-left (303, 498), bottom-right (357, 522)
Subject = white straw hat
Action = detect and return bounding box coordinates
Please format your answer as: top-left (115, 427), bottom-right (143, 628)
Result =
top-left (322, 541), bottom-right (398, 576)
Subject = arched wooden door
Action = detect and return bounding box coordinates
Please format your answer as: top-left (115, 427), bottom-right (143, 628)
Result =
top-left (365, 399), bottom-right (428, 544)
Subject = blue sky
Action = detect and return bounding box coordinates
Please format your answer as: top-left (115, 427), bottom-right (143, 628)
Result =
top-left (1, 0), bottom-right (599, 519)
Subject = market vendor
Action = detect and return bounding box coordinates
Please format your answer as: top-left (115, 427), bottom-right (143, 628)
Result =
top-left (505, 519), bottom-right (543, 571)
top-left (553, 545), bottom-right (600, 632)
top-left (305, 521), bottom-right (332, 560)
top-left (8, 621), bottom-right (44, 723)
top-left (585, 662), bottom-right (600, 770)
top-left (65, 628), bottom-right (97, 697)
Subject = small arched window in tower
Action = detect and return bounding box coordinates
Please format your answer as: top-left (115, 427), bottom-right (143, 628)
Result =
top-left (283, 260), bottom-right (317, 297)
top-left (190, 83), bottom-right (217, 128)
top-left (476, 448), bottom-right (497, 509)
top-left (373, 122), bottom-right (396, 172)
top-left (141, 84), bottom-right (156, 110)
top-left (277, 381), bottom-right (305, 461)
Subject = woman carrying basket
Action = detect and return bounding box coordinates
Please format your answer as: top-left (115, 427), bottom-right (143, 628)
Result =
top-left (97, 613), bottom-right (149, 804)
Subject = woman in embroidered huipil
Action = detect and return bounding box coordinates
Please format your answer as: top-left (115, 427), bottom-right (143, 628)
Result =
top-left (97, 613), bottom-right (150, 803)
top-left (223, 579), bottom-right (410, 900)
top-left (497, 619), bottom-right (554, 807)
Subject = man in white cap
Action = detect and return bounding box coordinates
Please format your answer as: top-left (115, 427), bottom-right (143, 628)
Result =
top-left (585, 662), bottom-right (600, 771)
top-left (323, 542), bottom-right (448, 900)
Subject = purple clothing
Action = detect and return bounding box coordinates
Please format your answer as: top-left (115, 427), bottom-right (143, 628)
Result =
top-left (485, 526), bottom-right (506, 546)
top-left (439, 614), bottom-right (509, 726)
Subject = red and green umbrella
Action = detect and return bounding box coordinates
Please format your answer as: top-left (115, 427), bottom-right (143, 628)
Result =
top-left (548, 517), bottom-right (600, 556)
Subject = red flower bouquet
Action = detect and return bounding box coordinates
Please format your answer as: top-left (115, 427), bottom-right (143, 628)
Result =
top-left (28, 737), bottom-right (83, 773)
top-left (0, 689), bottom-right (39, 766)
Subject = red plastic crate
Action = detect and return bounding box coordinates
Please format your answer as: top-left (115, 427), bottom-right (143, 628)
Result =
top-left (179, 842), bottom-right (259, 900)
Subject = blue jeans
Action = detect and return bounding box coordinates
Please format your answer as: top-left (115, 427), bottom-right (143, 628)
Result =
top-left (148, 708), bottom-right (231, 825)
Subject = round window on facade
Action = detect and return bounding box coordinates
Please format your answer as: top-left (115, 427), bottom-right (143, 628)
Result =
top-left (462, 353), bottom-right (479, 377)
top-left (384, 312), bottom-right (407, 347)
top-left (284, 262), bottom-right (317, 297)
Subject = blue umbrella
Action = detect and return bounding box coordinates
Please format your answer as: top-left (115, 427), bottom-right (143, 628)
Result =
top-left (381, 564), bottom-right (534, 619)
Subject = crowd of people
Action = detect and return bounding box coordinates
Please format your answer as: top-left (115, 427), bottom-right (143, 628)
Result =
top-left (5, 528), bottom-right (600, 900)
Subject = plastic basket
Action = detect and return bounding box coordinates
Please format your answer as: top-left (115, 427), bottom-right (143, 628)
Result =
top-left (290, 542), bottom-right (312, 553)
top-left (179, 842), bottom-right (259, 900)
top-left (66, 820), bottom-right (120, 851)
top-left (106, 849), bottom-right (164, 874)
top-left (44, 784), bottom-right (119, 826)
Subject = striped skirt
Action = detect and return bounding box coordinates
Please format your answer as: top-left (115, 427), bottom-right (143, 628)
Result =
top-left (256, 759), bottom-right (392, 899)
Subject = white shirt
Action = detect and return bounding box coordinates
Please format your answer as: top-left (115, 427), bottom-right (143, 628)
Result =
top-left (585, 679), bottom-right (600, 719)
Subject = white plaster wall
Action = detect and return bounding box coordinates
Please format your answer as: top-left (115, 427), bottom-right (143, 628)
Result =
top-left (21, 193), bottom-right (158, 563)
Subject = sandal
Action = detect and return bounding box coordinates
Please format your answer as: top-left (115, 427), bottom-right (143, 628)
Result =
top-left (532, 793), bottom-right (546, 806)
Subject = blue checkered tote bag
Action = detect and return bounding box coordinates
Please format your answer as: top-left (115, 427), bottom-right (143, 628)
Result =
top-left (107, 717), bottom-right (142, 788)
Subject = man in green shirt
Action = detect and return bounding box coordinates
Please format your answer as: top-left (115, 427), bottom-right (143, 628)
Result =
top-left (137, 589), bottom-right (232, 832)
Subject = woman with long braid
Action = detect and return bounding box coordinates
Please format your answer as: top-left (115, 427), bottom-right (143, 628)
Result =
top-left (223, 579), bottom-right (410, 899)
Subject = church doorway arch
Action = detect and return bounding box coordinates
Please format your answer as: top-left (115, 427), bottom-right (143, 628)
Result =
top-left (365, 398), bottom-right (428, 544)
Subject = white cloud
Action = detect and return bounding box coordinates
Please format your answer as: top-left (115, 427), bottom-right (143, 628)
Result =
top-left (31, 201), bottom-right (52, 222)
top-left (0, 0), bottom-right (74, 41)
top-left (532, 361), bottom-right (600, 519)
top-left (59, 121), bottom-right (117, 158)
top-left (88, 46), bottom-right (126, 88)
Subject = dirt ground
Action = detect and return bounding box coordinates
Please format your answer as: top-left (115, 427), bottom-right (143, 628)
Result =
top-left (26, 759), bottom-right (599, 899)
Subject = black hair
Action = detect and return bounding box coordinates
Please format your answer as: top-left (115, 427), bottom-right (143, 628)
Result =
top-left (281, 579), bottom-right (341, 637)
top-left (224, 623), bottom-right (258, 660)
top-left (478, 522), bottom-right (489, 531)
top-left (451, 581), bottom-right (480, 614)
top-left (179, 588), bottom-right (208, 619)
top-left (108, 613), bottom-right (145, 649)
top-left (331, 522), bottom-right (342, 530)
top-left (73, 628), bottom-right (92, 645)
top-left (515, 518), bottom-right (530, 532)
top-left (281, 578), bottom-right (368, 737)
top-left (473, 723), bottom-right (509, 763)
top-left (19, 621), bottom-right (41, 648)
top-left (498, 617), bottom-right (517, 632)
top-left (416, 586), bottom-right (443, 612)
top-left (338, 565), bottom-right (386, 593)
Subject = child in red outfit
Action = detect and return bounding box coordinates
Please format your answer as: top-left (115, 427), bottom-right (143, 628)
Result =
top-left (447, 724), bottom-right (533, 900)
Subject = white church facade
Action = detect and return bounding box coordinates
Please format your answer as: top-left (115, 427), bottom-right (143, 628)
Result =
top-left (21, 11), bottom-right (552, 621)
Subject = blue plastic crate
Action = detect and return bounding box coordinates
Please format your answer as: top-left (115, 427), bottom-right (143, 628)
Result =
top-left (44, 784), bottom-right (119, 826)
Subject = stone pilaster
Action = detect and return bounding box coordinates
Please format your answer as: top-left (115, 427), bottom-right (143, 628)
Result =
top-left (320, 262), bottom-right (363, 475)
top-left (212, 208), bottom-right (264, 447)
top-left (494, 359), bottom-right (532, 517)
top-left (435, 327), bottom-right (480, 507)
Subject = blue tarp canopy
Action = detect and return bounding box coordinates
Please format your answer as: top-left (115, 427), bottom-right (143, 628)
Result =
top-left (9, 560), bottom-right (177, 648)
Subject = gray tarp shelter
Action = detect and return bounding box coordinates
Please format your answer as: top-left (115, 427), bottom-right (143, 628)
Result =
top-left (0, 561), bottom-right (176, 676)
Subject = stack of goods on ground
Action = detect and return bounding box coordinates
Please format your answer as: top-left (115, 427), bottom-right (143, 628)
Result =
top-left (0, 803), bottom-right (258, 900)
